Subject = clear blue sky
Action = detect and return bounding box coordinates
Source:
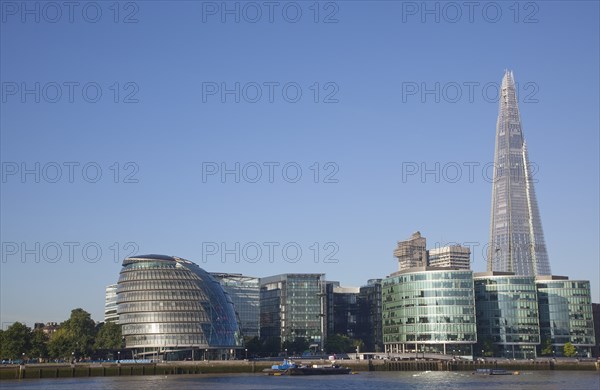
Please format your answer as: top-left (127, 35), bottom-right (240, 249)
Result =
top-left (1, 1), bottom-right (598, 326)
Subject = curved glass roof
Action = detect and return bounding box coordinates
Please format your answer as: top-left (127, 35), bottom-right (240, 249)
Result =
top-left (117, 254), bottom-right (242, 349)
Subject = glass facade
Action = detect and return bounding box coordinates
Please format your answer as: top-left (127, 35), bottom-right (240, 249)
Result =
top-left (260, 274), bottom-right (324, 346)
top-left (536, 278), bottom-right (595, 357)
top-left (104, 284), bottom-right (118, 323)
top-left (116, 255), bottom-right (242, 360)
top-left (474, 273), bottom-right (540, 359)
top-left (211, 273), bottom-right (260, 338)
top-left (383, 268), bottom-right (476, 356)
top-left (357, 279), bottom-right (383, 352)
top-left (488, 70), bottom-right (551, 276)
top-left (332, 286), bottom-right (360, 338)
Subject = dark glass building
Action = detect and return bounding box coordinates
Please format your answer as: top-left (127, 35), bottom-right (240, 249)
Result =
top-left (260, 274), bottom-right (324, 348)
top-left (331, 286), bottom-right (360, 338)
top-left (474, 272), bottom-right (540, 359)
top-left (535, 276), bottom-right (595, 357)
top-left (116, 255), bottom-right (242, 360)
top-left (211, 273), bottom-right (260, 338)
top-left (357, 279), bottom-right (383, 352)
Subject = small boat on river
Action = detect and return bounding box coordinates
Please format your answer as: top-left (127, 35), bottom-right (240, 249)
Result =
top-left (263, 359), bottom-right (352, 376)
top-left (474, 369), bottom-right (520, 375)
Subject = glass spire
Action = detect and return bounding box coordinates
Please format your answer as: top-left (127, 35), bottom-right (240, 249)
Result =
top-left (488, 70), bottom-right (551, 276)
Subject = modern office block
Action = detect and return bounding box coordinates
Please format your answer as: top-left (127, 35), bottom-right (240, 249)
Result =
top-left (259, 274), bottom-right (324, 348)
top-left (357, 279), bottom-right (383, 352)
top-left (474, 272), bottom-right (540, 359)
top-left (535, 276), bottom-right (595, 357)
top-left (383, 267), bottom-right (477, 357)
top-left (211, 273), bottom-right (260, 338)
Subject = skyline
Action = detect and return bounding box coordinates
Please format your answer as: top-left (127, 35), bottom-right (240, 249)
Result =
top-left (1, 2), bottom-right (599, 327)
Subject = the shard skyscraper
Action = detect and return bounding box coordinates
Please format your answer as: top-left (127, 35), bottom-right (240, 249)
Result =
top-left (487, 70), bottom-right (551, 276)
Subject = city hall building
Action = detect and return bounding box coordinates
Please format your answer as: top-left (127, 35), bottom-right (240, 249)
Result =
top-left (116, 255), bottom-right (242, 360)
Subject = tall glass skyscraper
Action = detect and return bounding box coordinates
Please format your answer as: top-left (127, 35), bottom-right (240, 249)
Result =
top-left (488, 70), bottom-right (551, 276)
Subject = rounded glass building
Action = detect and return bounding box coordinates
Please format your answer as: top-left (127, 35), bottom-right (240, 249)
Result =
top-left (382, 267), bottom-right (477, 357)
top-left (117, 254), bottom-right (242, 360)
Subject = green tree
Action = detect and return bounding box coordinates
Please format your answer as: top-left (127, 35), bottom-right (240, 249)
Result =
top-left (563, 342), bottom-right (577, 357)
top-left (66, 308), bottom-right (96, 357)
top-left (541, 338), bottom-right (553, 356)
top-left (283, 337), bottom-right (309, 355)
top-left (244, 336), bottom-right (261, 356)
top-left (261, 337), bottom-right (281, 356)
top-left (324, 334), bottom-right (355, 353)
top-left (94, 322), bottom-right (122, 351)
top-left (482, 338), bottom-right (495, 357)
top-left (47, 308), bottom-right (97, 359)
top-left (29, 329), bottom-right (48, 359)
top-left (0, 322), bottom-right (31, 359)
top-left (47, 327), bottom-right (72, 359)
top-left (353, 338), bottom-right (365, 353)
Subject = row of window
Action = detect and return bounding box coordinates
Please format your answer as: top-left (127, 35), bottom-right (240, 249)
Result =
top-left (383, 323), bottom-right (476, 334)
top-left (384, 298), bottom-right (475, 308)
top-left (383, 333), bottom-right (476, 342)
top-left (385, 281), bottom-right (473, 292)
top-left (118, 301), bottom-right (206, 313)
top-left (123, 323), bottom-right (205, 335)
top-left (118, 290), bottom-right (207, 303)
top-left (385, 315), bottom-right (474, 325)
top-left (118, 280), bottom-right (204, 293)
top-left (123, 262), bottom-right (176, 271)
top-left (125, 334), bottom-right (209, 347)
top-left (119, 312), bottom-right (210, 325)
top-left (119, 270), bottom-right (199, 282)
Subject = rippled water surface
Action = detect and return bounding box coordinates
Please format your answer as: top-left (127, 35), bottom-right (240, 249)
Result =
top-left (1, 371), bottom-right (599, 390)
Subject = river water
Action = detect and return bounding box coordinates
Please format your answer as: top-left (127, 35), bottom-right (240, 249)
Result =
top-left (1, 371), bottom-right (598, 389)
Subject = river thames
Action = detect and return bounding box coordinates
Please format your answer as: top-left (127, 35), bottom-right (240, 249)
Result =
top-left (1, 371), bottom-right (598, 389)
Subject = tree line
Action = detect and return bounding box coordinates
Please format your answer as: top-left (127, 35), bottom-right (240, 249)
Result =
top-left (243, 334), bottom-right (364, 357)
top-left (0, 308), bottom-right (122, 362)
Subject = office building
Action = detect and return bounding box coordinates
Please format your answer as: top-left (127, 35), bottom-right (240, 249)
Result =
top-left (488, 70), bottom-right (551, 276)
top-left (393, 232), bottom-right (427, 271)
top-left (211, 273), bottom-right (260, 338)
top-left (259, 274), bottom-right (324, 348)
top-left (536, 276), bottom-right (595, 357)
top-left (428, 245), bottom-right (471, 269)
top-left (383, 267), bottom-right (477, 356)
top-left (357, 279), bottom-right (383, 352)
top-left (331, 286), bottom-right (360, 338)
top-left (474, 272), bottom-right (540, 359)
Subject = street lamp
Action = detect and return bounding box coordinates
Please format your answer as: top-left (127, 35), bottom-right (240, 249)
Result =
top-left (285, 348), bottom-right (288, 358)
top-left (117, 351), bottom-right (120, 363)
top-left (245, 348), bottom-right (248, 360)
top-left (205, 348), bottom-right (209, 362)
